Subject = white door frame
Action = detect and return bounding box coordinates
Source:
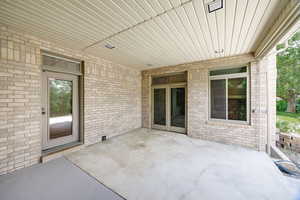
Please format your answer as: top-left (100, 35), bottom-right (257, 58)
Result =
top-left (151, 83), bottom-right (187, 134)
top-left (42, 71), bottom-right (79, 150)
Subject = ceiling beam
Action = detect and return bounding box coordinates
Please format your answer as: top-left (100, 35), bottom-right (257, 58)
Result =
top-left (255, 0), bottom-right (300, 57)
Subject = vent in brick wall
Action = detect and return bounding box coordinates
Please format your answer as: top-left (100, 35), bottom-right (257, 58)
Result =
top-left (102, 136), bottom-right (107, 141)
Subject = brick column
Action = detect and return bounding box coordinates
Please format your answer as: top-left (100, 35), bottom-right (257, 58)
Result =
top-left (255, 49), bottom-right (277, 152)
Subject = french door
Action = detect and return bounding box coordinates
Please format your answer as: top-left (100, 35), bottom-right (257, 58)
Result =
top-left (152, 84), bottom-right (186, 134)
top-left (42, 72), bottom-right (79, 150)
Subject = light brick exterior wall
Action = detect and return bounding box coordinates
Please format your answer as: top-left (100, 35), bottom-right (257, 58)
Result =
top-left (0, 23), bottom-right (277, 174)
top-left (0, 25), bottom-right (141, 174)
top-left (142, 54), bottom-right (276, 151)
top-left (256, 51), bottom-right (277, 151)
top-left (84, 61), bottom-right (141, 145)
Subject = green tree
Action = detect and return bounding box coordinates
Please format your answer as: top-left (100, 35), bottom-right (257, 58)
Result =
top-left (277, 31), bottom-right (300, 113)
top-left (50, 80), bottom-right (72, 117)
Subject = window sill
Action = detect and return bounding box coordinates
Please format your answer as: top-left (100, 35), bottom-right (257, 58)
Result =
top-left (206, 119), bottom-right (252, 128)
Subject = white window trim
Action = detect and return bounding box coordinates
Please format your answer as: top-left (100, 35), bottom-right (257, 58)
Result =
top-left (208, 67), bottom-right (250, 124)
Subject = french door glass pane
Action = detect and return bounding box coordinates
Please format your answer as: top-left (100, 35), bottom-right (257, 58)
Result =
top-left (153, 88), bottom-right (166, 125)
top-left (228, 78), bottom-right (247, 121)
top-left (171, 88), bottom-right (185, 128)
top-left (210, 79), bottom-right (226, 119)
top-left (49, 79), bottom-right (73, 139)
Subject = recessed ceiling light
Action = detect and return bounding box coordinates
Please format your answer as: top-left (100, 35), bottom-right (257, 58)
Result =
top-left (105, 43), bottom-right (115, 49)
top-left (207, 0), bottom-right (223, 13)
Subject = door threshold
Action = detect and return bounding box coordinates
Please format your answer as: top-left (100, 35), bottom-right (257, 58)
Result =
top-left (41, 142), bottom-right (83, 163)
top-left (151, 127), bottom-right (186, 135)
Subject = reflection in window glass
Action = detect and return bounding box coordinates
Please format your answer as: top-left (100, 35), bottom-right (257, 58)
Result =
top-left (210, 79), bottom-right (226, 119)
top-left (209, 66), bottom-right (248, 122)
top-left (49, 79), bottom-right (73, 139)
top-left (228, 78), bottom-right (247, 121)
top-left (171, 88), bottom-right (185, 128)
top-left (153, 88), bottom-right (166, 125)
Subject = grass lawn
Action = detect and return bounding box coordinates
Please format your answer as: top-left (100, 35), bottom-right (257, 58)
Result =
top-left (276, 112), bottom-right (300, 134)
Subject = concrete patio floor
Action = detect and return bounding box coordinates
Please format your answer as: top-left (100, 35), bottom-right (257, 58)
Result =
top-left (0, 157), bottom-right (124, 200)
top-left (67, 128), bottom-right (299, 200)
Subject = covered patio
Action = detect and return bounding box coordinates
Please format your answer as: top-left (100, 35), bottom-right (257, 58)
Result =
top-left (0, 0), bottom-right (300, 199)
top-left (0, 128), bottom-right (299, 200)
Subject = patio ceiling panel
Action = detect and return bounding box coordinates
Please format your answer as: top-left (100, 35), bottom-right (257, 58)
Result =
top-left (203, 0), bottom-right (221, 58)
top-left (183, 3), bottom-right (211, 59)
top-left (0, 1), bottom-right (97, 50)
top-left (229, 0), bottom-right (249, 55)
top-left (192, 0), bottom-right (217, 58)
top-left (0, 0), bottom-right (290, 69)
top-left (239, 0), bottom-right (271, 54)
top-left (215, 2), bottom-right (225, 58)
top-left (234, 0), bottom-right (259, 54)
top-left (224, 0), bottom-right (236, 57)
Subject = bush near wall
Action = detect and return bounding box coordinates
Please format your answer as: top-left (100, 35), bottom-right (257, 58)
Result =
top-left (277, 100), bottom-right (288, 112)
top-left (296, 99), bottom-right (300, 113)
top-left (276, 112), bottom-right (300, 134)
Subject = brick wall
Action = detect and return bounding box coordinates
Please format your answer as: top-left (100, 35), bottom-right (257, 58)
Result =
top-left (84, 61), bottom-right (141, 145)
top-left (0, 33), bottom-right (41, 173)
top-left (0, 25), bottom-right (141, 174)
top-left (0, 23), bottom-right (277, 174)
top-left (142, 54), bottom-right (276, 150)
top-left (278, 133), bottom-right (300, 153)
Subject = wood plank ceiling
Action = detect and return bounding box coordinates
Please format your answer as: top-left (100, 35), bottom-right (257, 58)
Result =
top-left (0, 0), bottom-right (288, 69)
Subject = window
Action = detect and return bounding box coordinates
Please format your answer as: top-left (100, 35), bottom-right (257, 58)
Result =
top-left (152, 73), bottom-right (187, 85)
top-left (42, 52), bottom-right (82, 75)
top-left (209, 66), bottom-right (249, 122)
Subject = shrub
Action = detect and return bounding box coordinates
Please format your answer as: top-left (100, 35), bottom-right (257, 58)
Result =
top-left (297, 99), bottom-right (300, 113)
top-left (276, 120), bottom-right (296, 133)
top-left (277, 100), bottom-right (287, 112)
top-left (296, 104), bottom-right (300, 113)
